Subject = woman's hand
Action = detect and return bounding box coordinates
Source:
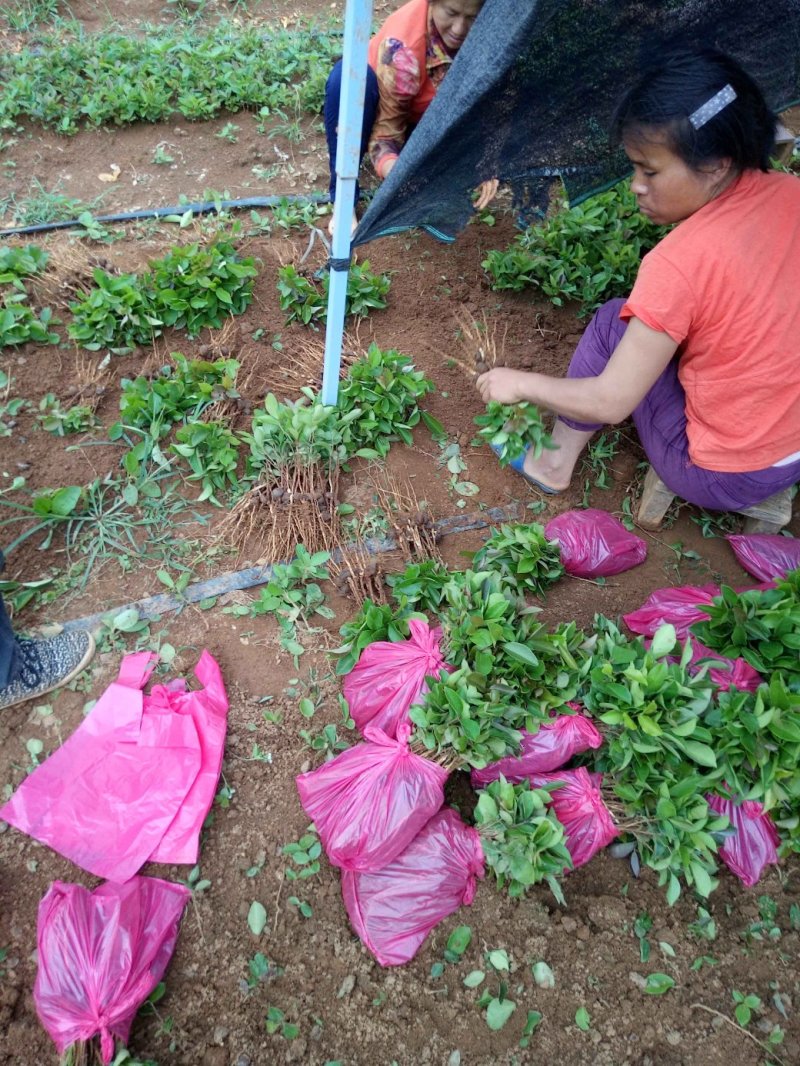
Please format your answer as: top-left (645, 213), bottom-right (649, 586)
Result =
top-left (474, 178), bottom-right (499, 211)
top-left (476, 367), bottom-right (532, 405)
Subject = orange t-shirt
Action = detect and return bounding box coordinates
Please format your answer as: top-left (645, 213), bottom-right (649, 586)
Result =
top-left (621, 169), bottom-right (800, 472)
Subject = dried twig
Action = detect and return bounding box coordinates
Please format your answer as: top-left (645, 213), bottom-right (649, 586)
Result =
top-left (690, 1002), bottom-right (786, 1066)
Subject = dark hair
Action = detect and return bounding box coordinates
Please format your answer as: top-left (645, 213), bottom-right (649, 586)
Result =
top-left (611, 46), bottom-right (776, 173)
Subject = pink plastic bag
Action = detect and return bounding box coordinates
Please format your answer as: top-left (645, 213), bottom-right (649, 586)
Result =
top-left (706, 794), bottom-right (780, 887)
top-left (342, 808), bottom-right (484, 966)
top-left (544, 509), bottom-right (647, 577)
top-left (688, 640), bottom-right (761, 693)
top-left (343, 619), bottom-right (450, 739)
top-left (529, 768), bottom-right (618, 869)
top-left (470, 714), bottom-right (603, 789)
top-left (623, 584), bottom-right (718, 639)
top-left (727, 533), bottom-right (800, 582)
top-left (296, 722), bottom-right (448, 872)
top-left (34, 877), bottom-right (189, 1063)
top-left (0, 651), bottom-right (228, 881)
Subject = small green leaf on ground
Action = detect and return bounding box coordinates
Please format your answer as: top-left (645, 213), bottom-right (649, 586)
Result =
top-left (644, 973), bottom-right (675, 996)
top-left (248, 901), bottom-right (268, 936)
top-left (575, 1007), bottom-right (591, 1031)
top-left (486, 997), bottom-right (516, 1030)
top-left (532, 961), bottom-right (555, 988)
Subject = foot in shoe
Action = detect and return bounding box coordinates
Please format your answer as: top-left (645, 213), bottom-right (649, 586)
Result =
top-left (0, 630), bottom-right (96, 711)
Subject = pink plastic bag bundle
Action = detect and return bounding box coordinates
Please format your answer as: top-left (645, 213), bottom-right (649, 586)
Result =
top-left (529, 768), bottom-right (618, 869)
top-left (623, 584), bottom-right (718, 639)
top-left (343, 618), bottom-right (450, 739)
top-left (342, 809), bottom-right (484, 966)
top-left (706, 794), bottom-right (780, 887)
top-left (34, 877), bottom-right (190, 1063)
top-left (296, 723), bottom-right (448, 872)
top-left (688, 640), bottom-right (761, 692)
top-left (727, 533), bottom-right (800, 582)
top-left (470, 713), bottom-right (603, 789)
top-left (0, 650), bottom-right (228, 881)
top-left (544, 509), bottom-right (647, 577)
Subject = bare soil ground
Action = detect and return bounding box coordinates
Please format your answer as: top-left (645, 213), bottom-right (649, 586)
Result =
top-left (0, 4), bottom-right (798, 1066)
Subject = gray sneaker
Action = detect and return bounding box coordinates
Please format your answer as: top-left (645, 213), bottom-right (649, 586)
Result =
top-left (0, 630), bottom-right (96, 710)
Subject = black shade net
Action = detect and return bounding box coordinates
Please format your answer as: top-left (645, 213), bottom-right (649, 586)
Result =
top-left (352, 0), bottom-right (800, 248)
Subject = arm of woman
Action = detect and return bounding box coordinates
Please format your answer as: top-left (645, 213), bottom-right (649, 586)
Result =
top-left (476, 317), bottom-right (679, 424)
top-left (368, 43), bottom-right (422, 179)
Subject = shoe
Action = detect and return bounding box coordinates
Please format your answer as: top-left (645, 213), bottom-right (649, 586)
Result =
top-left (0, 630), bottom-right (96, 710)
top-left (491, 443), bottom-right (561, 495)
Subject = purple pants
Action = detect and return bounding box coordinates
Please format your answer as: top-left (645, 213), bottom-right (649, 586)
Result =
top-left (560, 298), bottom-right (800, 512)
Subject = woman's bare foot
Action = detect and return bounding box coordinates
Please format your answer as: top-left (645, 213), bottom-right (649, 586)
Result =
top-left (521, 422), bottom-right (596, 492)
top-left (327, 209), bottom-right (358, 238)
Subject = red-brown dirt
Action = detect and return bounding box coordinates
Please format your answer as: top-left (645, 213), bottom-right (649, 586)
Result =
top-left (0, 4), bottom-right (798, 1066)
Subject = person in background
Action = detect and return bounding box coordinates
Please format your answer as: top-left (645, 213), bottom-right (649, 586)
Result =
top-left (0, 553), bottom-right (95, 710)
top-left (477, 46), bottom-right (800, 514)
top-left (324, 0), bottom-right (498, 234)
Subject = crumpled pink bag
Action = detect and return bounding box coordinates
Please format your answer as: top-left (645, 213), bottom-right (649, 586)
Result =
top-left (706, 793), bottom-right (780, 887)
top-left (342, 809), bottom-right (484, 966)
top-left (544, 509), bottom-right (647, 577)
top-left (0, 650), bottom-right (228, 881)
top-left (623, 584), bottom-right (719, 640)
top-left (34, 877), bottom-right (189, 1064)
top-left (529, 768), bottom-right (618, 869)
top-left (343, 619), bottom-right (450, 739)
top-left (727, 533), bottom-right (800, 582)
top-left (688, 640), bottom-right (761, 692)
top-left (296, 722), bottom-right (448, 872)
top-left (470, 713), bottom-right (603, 789)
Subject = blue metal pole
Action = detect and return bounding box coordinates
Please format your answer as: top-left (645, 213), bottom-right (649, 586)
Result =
top-left (321, 0), bottom-right (373, 406)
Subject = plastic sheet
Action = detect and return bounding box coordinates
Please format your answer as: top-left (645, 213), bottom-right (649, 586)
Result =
top-left (296, 723), bottom-right (448, 872)
top-left (706, 794), bottom-right (780, 887)
top-left (341, 808), bottom-right (484, 966)
top-left (34, 877), bottom-right (189, 1063)
top-left (0, 651), bottom-right (228, 880)
top-left (544, 509), bottom-right (646, 578)
top-left (727, 533), bottom-right (800, 582)
top-left (470, 713), bottom-right (603, 789)
top-left (623, 584), bottom-right (719, 640)
top-left (687, 640), bottom-right (761, 693)
top-left (343, 618), bottom-right (450, 739)
top-left (529, 768), bottom-right (618, 869)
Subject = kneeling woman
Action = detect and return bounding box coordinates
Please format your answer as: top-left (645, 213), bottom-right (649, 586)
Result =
top-left (324, 0), bottom-right (496, 231)
top-left (477, 47), bottom-right (800, 514)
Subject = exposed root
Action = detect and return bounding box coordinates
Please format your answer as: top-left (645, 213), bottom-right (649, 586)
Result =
top-left (32, 239), bottom-right (120, 311)
top-left (197, 319), bottom-right (259, 427)
top-left (329, 542), bottom-right (387, 606)
top-left (452, 307), bottom-right (507, 378)
top-left (62, 353), bottom-right (112, 411)
top-left (373, 472), bottom-right (442, 563)
top-left (218, 462), bottom-right (340, 563)
top-left (275, 330), bottom-right (362, 397)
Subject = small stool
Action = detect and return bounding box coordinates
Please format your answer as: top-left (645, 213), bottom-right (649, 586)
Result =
top-left (636, 465), bottom-right (794, 533)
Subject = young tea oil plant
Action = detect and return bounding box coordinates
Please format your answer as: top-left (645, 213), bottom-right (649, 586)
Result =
top-left (482, 180), bottom-right (667, 316)
top-left (277, 261), bottom-right (391, 326)
top-left (474, 401), bottom-right (554, 465)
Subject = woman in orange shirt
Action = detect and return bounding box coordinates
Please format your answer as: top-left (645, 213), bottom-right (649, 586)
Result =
top-left (324, 0), bottom-right (497, 233)
top-left (477, 46), bottom-right (800, 513)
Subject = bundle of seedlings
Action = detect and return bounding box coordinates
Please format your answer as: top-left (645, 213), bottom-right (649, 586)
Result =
top-left (469, 521), bottom-right (564, 598)
top-left (329, 541), bottom-right (387, 606)
top-left (373, 471), bottom-right (442, 563)
top-left (341, 778), bottom-right (570, 967)
top-left (449, 306), bottom-right (555, 464)
top-left (223, 391), bottom-right (345, 561)
top-left (584, 619), bottom-right (731, 902)
top-left (223, 345), bottom-right (434, 560)
top-left (196, 319), bottom-right (257, 426)
top-left (690, 568), bottom-right (800, 676)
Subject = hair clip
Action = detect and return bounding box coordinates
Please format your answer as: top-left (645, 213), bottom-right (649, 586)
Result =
top-left (689, 84), bottom-right (737, 129)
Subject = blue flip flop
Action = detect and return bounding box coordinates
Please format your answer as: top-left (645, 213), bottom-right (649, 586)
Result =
top-left (491, 443), bottom-right (561, 496)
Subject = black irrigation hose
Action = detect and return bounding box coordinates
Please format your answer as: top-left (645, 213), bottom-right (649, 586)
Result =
top-left (0, 193), bottom-right (333, 238)
top-left (60, 502), bottom-right (523, 634)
